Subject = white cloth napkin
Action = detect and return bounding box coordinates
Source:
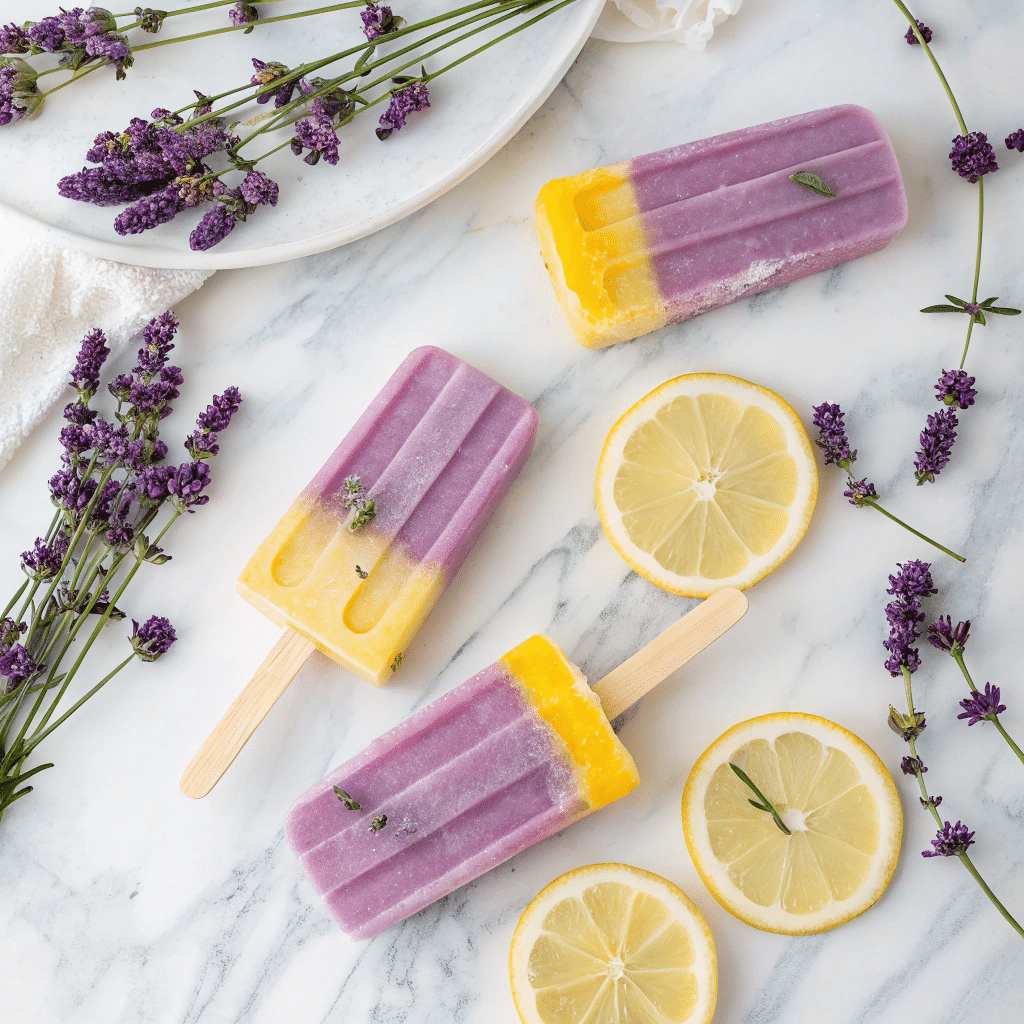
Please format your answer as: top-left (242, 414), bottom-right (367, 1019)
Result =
top-left (593, 0), bottom-right (742, 47)
top-left (0, 210), bottom-right (211, 473)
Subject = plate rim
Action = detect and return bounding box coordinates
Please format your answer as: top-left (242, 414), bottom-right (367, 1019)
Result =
top-left (0, 0), bottom-right (604, 271)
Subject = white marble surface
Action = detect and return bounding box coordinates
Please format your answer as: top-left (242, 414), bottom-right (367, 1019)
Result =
top-left (3, 0), bottom-right (1024, 1021)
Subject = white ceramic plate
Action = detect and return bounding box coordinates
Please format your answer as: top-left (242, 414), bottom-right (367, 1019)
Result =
top-left (0, 0), bottom-right (603, 269)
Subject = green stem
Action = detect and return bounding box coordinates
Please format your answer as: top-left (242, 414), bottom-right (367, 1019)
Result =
top-left (956, 850), bottom-right (1024, 939)
top-left (890, 0), bottom-right (968, 133)
top-left (235, 0), bottom-right (557, 150)
top-left (952, 652), bottom-right (1024, 767)
top-left (131, 1), bottom-right (374, 52)
top-left (862, 498), bottom-right (965, 562)
top-left (728, 762), bottom-right (792, 835)
top-left (900, 668), bottom-right (1024, 939)
top-left (1, 579), bottom-right (29, 624)
top-left (960, 178), bottom-right (984, 369)
top-left (24, 655), bottom-right (135, 753)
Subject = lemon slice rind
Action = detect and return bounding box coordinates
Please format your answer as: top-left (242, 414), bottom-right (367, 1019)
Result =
top-left (509, 863), bottom-right (717, 1024)
top-left (681, 713), bottom-right (903, 935)
top-left (596, 373), bottom-right (818, 598)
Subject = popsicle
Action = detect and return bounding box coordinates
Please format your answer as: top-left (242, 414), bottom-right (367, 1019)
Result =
top-left (286, 588), bottom-right (748, 940)
top-left (536, 104), bottom-right (909, 348)
top-left (180, 346), bottom-right (538, 799)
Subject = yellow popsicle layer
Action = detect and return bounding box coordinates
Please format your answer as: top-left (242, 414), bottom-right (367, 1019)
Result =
top-left (535, 164), bottom-right (668, 349)
top-left (502, 635), bottom-right (639, 810)
top-left (237, 498), bottom-right (444, 686)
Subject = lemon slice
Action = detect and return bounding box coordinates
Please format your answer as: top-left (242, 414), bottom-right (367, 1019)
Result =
top-left (596, 373), bottom-right (817, 597)
top-left (682, 713), bottom-right (902, 934)
top-left (509, 863), bottom-right (717, 1024)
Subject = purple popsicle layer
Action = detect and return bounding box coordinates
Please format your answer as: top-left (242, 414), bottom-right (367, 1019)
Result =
top-left (285, 634), bottom-right (640, 940)
top-left (535, 103), bottom-right (909, 348)
top-left (237, 346), bottom-right (538, 685)
top-left (632, 104), bottom-right (908, 319)
top-left (286, 661), bottom-right (582, 940)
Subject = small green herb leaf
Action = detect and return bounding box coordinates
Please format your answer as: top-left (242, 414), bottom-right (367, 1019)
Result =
top-left (789, 172), bottom-right (836, 198)
top-left (921, 304), bottom-right (967, 313)
top-left (355, 565), bottom-right (368, 579)
top-left (369, 813), bottom-right (387, 832)
top-left (988, 306), bottom-right (1021, 316)
top-left (944, 294), bottom-right (968, 307)
top-left (729, 762), bottom-right (792, 836)
top-left (391, 652), bottom-right (404, 673)
top-left (333, 786), bottom-right (361, 810)
top-left (974, 309), bottom-right (987, 326)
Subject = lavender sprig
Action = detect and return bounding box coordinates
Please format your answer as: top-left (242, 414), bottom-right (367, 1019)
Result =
top-left (894, 3), bottom-right (1021, 482)
top-left (0, 313), bottom-right (241, 824)
top-left (811, 402), bottom-right (965, 561)
top-left (884, 561), bottom-right (1024, 938)
top-left (53, 0), bottom-right (579, 249)
top-left (927, 617), bottom-right (1024, 767)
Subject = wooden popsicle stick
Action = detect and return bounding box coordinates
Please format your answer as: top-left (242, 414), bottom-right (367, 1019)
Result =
top-left (592, 588), bottom-right (748, 720)
top-left (180, 627), bottom-right (317, 799)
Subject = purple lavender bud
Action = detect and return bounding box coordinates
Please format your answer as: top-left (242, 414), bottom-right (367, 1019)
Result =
top-left (231, 2), bottom-right (260, 26)
top-left (189, 203), bottom-right (237, 251)
top-left (49, 468), bottom-right (98, 516)
top-left (361, 4), bottom-right (396, 41)
top-left (0, 643), bottom-right (43, 693)
top-left (21, 536), bottom-right (69, 580)
top-left (376, 81), bottom-right (430, 140)
top-left (239, 170), bottom-right (278, 207)
top-left (0, 23), bottom-right (32, 53)
top-left (250, 58), bottom-right (295, 105)
top-left (185, 429), bottom-right (219, 459)
top-left (64, 401), bottom-right (97, 425)
top-left (70, 327), bottom-right (110, 394)
top-left (84, 32), bottom-right (133, 78)
top-left (155, 124), bottom-right (231, 175)
top-left (1007, 129), bottom-right (1024, 153)
top-left (933, 368), bottom-right (976, 409)
top-left (136, 310), bottom-right (178, 378)
top-left (949, 132), bottom-right (999, 183)
top-left (114, 185), bottom-right (183, 235)
top-left (914, 407), bottom-right (958, 484)
top-left (811, 402), bottom-right (855, 466)
top-left (886, 559), bottom-right (936, 601)
top-left (136, 464), bottom-right (173, 506)
top-left (920, 794), bottom-right (942, 809)
top-left (58, 166), bottom-right (161, 207)
top-left (0, 617), bottom-right (27, 652)
top-left (922, 820), bottom-right (975, 858)
top-left (28, 17), bottom-right (66, 52)
top-left (60, 424), bottom-right (90, 460)
top-left (167, 460), bottom-right (212, 509)
top-left (0, 60), bottom-right (42, 127)
top-left (957, 682), bottom-right (1005, 726)
top-left (196, 386), bottom-right (243, 432)
top-left (843, 477), bottom-right (878, 507)
top-left (927, 615), bottom-right (970, 653)
top-left (904, 19), bottom-right (932, 44)
top-left (293, 105), bottom-right (340, 165)
top-left (900, 755), bottom-right (927, 776)
top-left (130, 615), bottom-right (177, 660)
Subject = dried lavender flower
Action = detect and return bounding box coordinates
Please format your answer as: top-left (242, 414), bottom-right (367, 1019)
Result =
top-left (0, 24), bottom-right (31, 54)
top-left (1007, 129), bottom-right (1024, 153)
top-left (27, 18), bottom-right (66, 52)
top-left (0, 644), bottom-right (43, 694)
top-left (957, 682), bottom-right (1005, 726)
top-left (949, 132), bottom-right (999, 183)
top-left (887, 559), bottom-right (937, 601)
top-left (361, 4), bottom-right (399, 41)
top-left (922, 819), bottom-right (975, 858)
top-left (901, 755), bottom-right (927, 775)
top-left (130, 615), bottom-right (177, 661)
top-left (70, 328), bottom-right (111, 395)
top-left (904, 19), bottom-right (932, 44)
top-left (230, 3), bottom-right (260, 28)
top-left (927, 615), bottom-right (970, 653)
top-left (114, 185), bottom-right (183, 236)
top-left (134, 7), bottom-right (166, 33)
top-left (239, 170), bottom-right (278, 207)
top-left (189, 202), bottom-right (237, 251)
top-left (167, 460), bottom-right (213, 510)
top-left (883, 560), bottom-right (934, 677)
top-left (0, 60), bottom-right (42, 126)
top-left (843, 477), bottom-right (878, 507)
top-left (376, 81), bottom-right (429, 140)
top-left (293, 102), bottom-right (340, 165)
top-left (21, 537), bottom-right (69, 580)
top-left (934, 368), bottom-right (976, 409)
top-left (914, 408), bottom-right (958, 484)
top-left (811, 402), bottom-right (855, 466)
